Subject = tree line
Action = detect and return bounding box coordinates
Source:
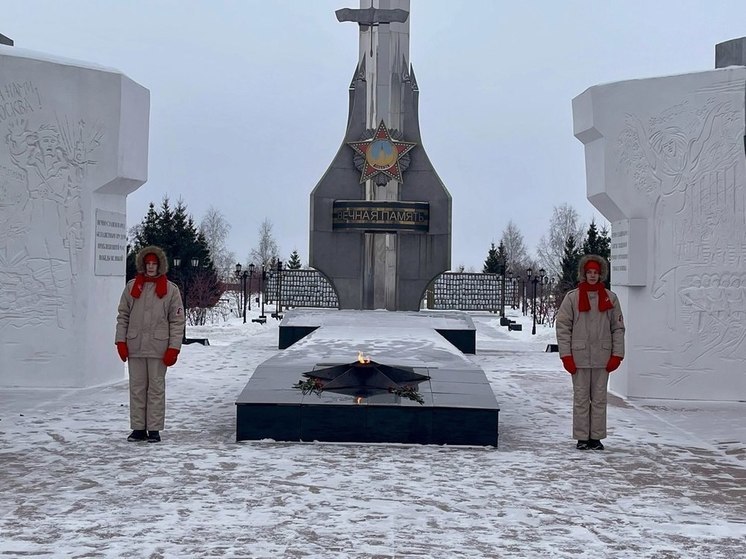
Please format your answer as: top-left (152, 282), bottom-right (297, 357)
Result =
top-left (128, 196), bottom-right (609, 319)
top-left (481, 203), bottom-right (611, 311)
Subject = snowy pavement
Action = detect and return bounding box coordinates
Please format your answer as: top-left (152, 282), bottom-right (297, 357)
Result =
top-left (1, 310), bottom-right (745, 558)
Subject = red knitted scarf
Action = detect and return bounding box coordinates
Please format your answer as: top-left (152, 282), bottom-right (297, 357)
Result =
top-left (131, 273), bottom-right (168, 299)
top-left (578, 281), bottom-right (613, 312)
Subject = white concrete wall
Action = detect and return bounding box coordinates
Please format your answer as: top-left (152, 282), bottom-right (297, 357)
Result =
top-left (0, 46), bottom-right (149, 387)
top-left (573, 67), bottom-right (746, 401)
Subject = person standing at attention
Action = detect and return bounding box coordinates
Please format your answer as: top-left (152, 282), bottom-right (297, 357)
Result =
top-left (115, 245), bottom-right (185, 443)
top-left (556, 254), bottom-right (625, 451)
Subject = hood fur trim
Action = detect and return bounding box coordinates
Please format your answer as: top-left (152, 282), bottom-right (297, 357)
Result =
top-left (577, 254), bottom-right (608, 283)
top-left (135, 245), bottom-right (169, 275)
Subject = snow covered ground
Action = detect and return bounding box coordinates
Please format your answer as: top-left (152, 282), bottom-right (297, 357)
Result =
top-left (1, 308), bottom-right (745, 558)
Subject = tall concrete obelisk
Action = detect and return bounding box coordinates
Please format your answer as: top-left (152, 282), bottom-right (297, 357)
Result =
top-left (310, 1), bottom-right (451, 311)
top-left (360, 0), bottom-right (409, 310)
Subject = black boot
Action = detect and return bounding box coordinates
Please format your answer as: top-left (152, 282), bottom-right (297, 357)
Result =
top-left (127, 429), bottom-right (147, 442)
top-left (588, 439), bottom-right (605, 450)
top-left (576, 440), bottom-right (589, 450)
top-left (147, 430), bottom-right (161, 443)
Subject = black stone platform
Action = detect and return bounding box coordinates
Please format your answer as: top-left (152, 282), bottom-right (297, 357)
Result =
top-left (278, 309), bottom-right (476, 354)
top-left (236, 311), bottom-right (499, 446)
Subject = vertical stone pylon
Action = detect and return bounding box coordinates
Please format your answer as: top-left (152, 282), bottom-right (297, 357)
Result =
top-left (310, 2), bottom-right (451, 311)
top-left (360, 0), bottom-right (410, 309)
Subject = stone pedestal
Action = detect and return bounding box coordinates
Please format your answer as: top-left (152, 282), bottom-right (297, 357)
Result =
top-left (573, 66), bottom-right (746, 401)
top-left (0, 46), bottom-right (149, 387)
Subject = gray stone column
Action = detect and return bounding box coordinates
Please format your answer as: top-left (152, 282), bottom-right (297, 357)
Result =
top-left (361, 0), bottom-right (410, 310)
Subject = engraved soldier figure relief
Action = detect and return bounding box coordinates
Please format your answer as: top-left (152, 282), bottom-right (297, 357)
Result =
top-left (1, 93), bottom-right (103, 330)
top-left (616, 91), bottom-right (746, 368)
top-left (575, 60), bottom-right (746, 399)
top-left (0, 43), bottom-right (147, 389)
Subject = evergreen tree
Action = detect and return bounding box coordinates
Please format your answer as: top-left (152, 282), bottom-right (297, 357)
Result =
top-left (496, 241), bottom-right (507, 274)
top-left (483, 242), bottom-right (500, 273)
top-left (556, 234), bottom-right (582, 306)
top-left (287, 249), bottom-right (302, 270)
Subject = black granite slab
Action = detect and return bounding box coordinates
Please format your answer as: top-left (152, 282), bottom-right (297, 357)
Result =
top-left (236, 314), bottom-right (499, 446)
top-left (277, 309), bottom-right (476, 354)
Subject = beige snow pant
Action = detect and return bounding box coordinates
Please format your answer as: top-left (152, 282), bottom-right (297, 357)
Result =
top-left (128, 357), bottom-right (167, 431)
top-left (571, 367), bottom-right (609, 441)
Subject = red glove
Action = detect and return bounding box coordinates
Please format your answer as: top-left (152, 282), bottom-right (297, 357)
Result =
top-left (606, 355), bottom-right (622, 373)
top-left (561, 355), bottom-right (577, 375)
top-left (163, 347), bottom-right (180, 367)
top-left (116, 342), bottom-right (128, 362)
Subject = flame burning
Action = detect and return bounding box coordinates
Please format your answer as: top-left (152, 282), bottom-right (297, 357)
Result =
top-left (357, 351), bottom-right (371, 364)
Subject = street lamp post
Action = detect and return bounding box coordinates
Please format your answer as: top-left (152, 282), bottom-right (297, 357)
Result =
top-left (507, 270), bottom-right (514, 310)
top-left (527, 268), bottom-right (545, 335)
top-left (521, 277), bottom-right (527, 316)
top-left (537, 269), bottom-right (547, 325)
top-left (272, 260), bottom-right (284, 319)
top-left (248, 263), bottom-right (255, 312)
top-left (260, 265), bottom-right (266, 319)
top-left (499, 256), bottom-right (506, 318)
top-left (235, 263), bottom-right (249, 324)
top-left (527, 268), bottom-right (535, 336)
top-left (173, 256), bottom-right (208, 345)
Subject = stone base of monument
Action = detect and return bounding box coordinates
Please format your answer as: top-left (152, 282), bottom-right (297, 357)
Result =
top-left (236, 311), bottom-right (498, 446)
top-left (277, 309), bottom-right (476, 354)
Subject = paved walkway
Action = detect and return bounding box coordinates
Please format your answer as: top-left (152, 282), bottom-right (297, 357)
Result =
top-left (1, 315), bottom-right (744, 558)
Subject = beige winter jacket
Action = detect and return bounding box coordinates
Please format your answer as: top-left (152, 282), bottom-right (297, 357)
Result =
top-left (115, 246), bottom-right (185, 358)
top-left (555, 255), bottom-right (625, 368)
top-left (556, 288), bottom-right (625, 368)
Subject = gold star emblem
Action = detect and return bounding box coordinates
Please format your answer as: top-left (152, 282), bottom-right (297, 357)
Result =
top-left (347, 120), bottom-right (416, 184)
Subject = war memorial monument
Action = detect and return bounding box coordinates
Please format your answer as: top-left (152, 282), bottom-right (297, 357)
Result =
top-left (0, 39), bottom-right (149, 388)
top-left (235, 1), bottom-right (501, 446)
top-left (573, 37), bottom-right (746, 402)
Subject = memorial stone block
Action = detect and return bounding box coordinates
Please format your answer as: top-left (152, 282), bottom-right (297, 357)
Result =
top-left (0, 46), bottom-right (149, 387)
top-left (573, 61), bottom-right (746, 401)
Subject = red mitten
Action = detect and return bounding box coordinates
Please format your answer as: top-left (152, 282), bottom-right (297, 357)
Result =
top-left (116, 342), bottom-right (128, 362)
top-left (606, 355), bottom-right (622, 372)
top-left (561, 355), bottom-right (577, 374)
top-left (163, 347), bottom-right (180, 367)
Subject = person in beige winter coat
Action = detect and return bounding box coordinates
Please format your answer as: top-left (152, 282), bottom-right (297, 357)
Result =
top-left (556, 254), bottom-right (625, 451)
top-left (115, 245), bottom-right (185, 443)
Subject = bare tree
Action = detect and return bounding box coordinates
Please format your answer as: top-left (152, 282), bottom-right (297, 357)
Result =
top-left (250, 218), bottom-right (279, 269)
top-left (500, 220), bottom-right (530, 275)
top-left (199, 206), bottom-right (235, 280)
top-left (536, 203), bottom-right (585, 281)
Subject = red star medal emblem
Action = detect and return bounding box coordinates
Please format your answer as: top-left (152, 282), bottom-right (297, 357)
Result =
top-left (347, 120), bottom-right (416, 184)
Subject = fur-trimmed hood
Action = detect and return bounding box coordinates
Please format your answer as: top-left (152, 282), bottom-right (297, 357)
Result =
top-left (576, 254), bottom-right (608, 283)
top-left (135, 245), bottom-right (169, 275)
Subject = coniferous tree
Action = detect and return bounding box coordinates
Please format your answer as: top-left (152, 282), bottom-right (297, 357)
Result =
top-left (287, 249), bottom-right (302, 270)
top-left (556, 234), bottom-right (582, 307)
top-left (496, 241), bottom-right (507, 274)
top-left (483, 242), bottom-right (500, 273)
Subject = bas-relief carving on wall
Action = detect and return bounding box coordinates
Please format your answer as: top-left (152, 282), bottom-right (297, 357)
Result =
top-left (0, 79), bottom-right (104, 331)
top-left (617, 84), bottom-right (745, 375)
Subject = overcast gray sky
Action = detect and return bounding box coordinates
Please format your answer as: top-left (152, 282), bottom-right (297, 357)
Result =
top-left (4, 1), bottom-right (746, 269)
